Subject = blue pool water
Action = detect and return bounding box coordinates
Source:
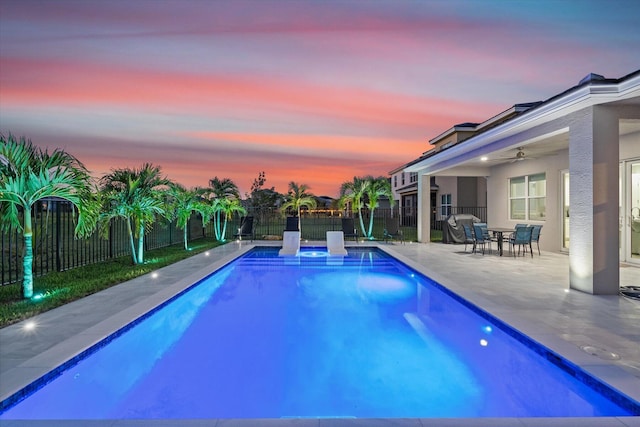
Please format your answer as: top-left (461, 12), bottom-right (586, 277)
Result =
top-left (1, 247), bottom-right (637, 419)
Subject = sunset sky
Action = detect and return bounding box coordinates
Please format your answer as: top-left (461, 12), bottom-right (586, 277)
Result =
top-left (1, 0), bottom-right (639, 197)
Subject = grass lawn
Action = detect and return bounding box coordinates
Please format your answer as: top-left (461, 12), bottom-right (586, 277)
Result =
top-left (0, 237), bottom-right (226, 328)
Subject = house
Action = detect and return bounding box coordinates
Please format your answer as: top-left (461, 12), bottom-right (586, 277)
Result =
top-left (402, 70), bottom-right (640, 295)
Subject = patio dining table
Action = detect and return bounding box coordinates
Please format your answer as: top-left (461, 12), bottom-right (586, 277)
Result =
top-left (486, 227), bottom-right (515, 256)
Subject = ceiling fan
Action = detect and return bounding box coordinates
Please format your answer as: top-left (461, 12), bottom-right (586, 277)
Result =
top-left (502, 147), bottom-right (533, 162)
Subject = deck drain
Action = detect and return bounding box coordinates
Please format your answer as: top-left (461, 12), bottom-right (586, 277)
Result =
top-left (580, 345), bottom-right (621, 360)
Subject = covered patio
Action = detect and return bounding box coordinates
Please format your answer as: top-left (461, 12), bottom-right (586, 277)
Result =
top-left (406, 70), bottom-right (640, 296)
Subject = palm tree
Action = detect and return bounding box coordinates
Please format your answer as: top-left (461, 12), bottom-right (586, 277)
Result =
top-left (99, 163), bottom-right (171, 264)
top-left (0, 134), bottom-right (97, 298)
top-left (364, 176), bottom-right (395, 239)
top-left (338, 176), bottom-right (369, 238)
top-left (167, 184), bottom-right (208, 250)
top-left (216, 197), bottom-right (246, 241)
top-left (208, 177), bottom-right (240, 241)
top-left (281, 181), bottom-right (317, 234)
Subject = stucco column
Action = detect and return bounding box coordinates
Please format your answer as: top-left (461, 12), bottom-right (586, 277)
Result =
top-left (569, 106), bottom-right (619, 294)
top-left (417, 174), bottom-right (431, 242)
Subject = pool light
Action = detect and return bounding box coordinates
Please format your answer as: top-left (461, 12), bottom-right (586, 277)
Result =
top-left (483, 325), bottom-right (493, 334)
top-left (480, 339), bottom-right (489, 347)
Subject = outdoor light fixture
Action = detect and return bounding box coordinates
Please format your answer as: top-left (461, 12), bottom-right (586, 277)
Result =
top-left (23, 321), bottom-right (36, 332)
top-left (205, 251), bottom-right (210, 256)
top-left (480, 156), bottom-right (488, 161)
top-left (151, 272), bottom-right (159, 279)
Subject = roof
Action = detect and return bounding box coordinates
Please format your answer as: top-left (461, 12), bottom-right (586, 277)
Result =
top-left (395, 68), bottom-right (640, 174)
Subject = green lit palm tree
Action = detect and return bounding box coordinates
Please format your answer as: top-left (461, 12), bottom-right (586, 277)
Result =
top-left (167, 184), bottom-right (208, 250)
top-left (208, 177), bottom-right (240, 241)
top-left (0, 134), bottom-right (97, 298)
top-left (217, 197), bottom-right (246, 241)
top-left (281, 181), bottom-right (317, 234)
top-left (338, 176), bottom-right (369, 238)
top-left (99, 163), bottom-right (171, 264)
top-left (364, 176), bottom-right (395, 239)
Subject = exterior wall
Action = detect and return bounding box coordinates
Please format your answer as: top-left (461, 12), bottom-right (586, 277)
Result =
top-left (435, 176), bottom-right (457, 219)
top-left (487, 149), bottom-right (568, 253)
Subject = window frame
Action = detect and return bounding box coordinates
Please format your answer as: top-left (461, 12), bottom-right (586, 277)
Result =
top-left (509, 173), bottom-right (546, 221)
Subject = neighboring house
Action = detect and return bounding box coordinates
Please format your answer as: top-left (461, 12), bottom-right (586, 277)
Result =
top-left (402, 70), bottom-right (640, 295)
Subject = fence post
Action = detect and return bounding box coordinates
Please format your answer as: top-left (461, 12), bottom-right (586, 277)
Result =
top-left (55, 203), bottom-right (62, 272)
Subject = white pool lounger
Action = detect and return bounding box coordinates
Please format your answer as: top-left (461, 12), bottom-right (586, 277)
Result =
top-left (326, 231), bottom-right (348, 256)
top-left (279, 231), bottom-right (301, 256)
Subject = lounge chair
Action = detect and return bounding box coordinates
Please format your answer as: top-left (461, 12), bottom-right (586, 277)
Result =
top-left (326, 231), bottom-right (348, 255)
top-left (284, 216), bottom-right (299, 232)
top-left (341, 218), bottom-right (358, 241)
top-left (383, 219), bottom-right (404, 244)
top-left (279, 231), bottom-right (300, 256)
top-left (233, 216), bottom-right (254, 242)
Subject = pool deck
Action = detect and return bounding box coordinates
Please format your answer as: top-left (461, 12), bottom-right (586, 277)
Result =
top-left (1, 240), bottom-right (639, 427)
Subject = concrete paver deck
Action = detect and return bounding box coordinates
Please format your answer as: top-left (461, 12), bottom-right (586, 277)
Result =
top-left (1, 240), bottom-right (639, 427)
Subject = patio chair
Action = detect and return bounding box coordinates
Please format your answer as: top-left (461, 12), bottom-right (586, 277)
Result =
top-left (327, 231), bottom-right (348, 255)
top-left (530, 225), bottom-right (543, 255)
top-left (508, 226), bottom-right (533, 257)
top-left (284, 216), bottom-right (299, 232)
top-left (463, 224), bottom-right (476, 253)
top-left (341, 218), bottom-right (358, 242)
top-left (473, 224), bottom-right (493, 255)
top-left (383, 219), bottom-right (404, 244)
top-left (233, 216), bottom-right (254, 242)
top-left (279, 231), bottom-right (300, 256)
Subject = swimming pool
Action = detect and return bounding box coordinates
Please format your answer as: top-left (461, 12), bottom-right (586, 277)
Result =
top-left (1, 247), bottom-right (638, 419)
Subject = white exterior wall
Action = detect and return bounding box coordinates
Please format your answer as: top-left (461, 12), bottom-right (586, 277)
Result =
top-left (488, 149), bottom-right (568, 253)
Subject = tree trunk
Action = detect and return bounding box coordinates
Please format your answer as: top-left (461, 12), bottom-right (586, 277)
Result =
top-left (367, 208), bottom-right (376, 239)
top-left (22, 212), bottom-right (34, 299)
top-left (358, 207), bottom-right (367, 239)
top-left (221, 217), bottom-right (228, 241)
top-left (126, 218), bottom-right (138, 265)
top-left (184, 227), bottom-right (188, 250)
top-left (137, 223), bottom-right (145, 264)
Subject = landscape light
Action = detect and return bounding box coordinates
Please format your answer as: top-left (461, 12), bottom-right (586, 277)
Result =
top-left (151, 272), bottom-right (159, 279)
top-left (23, 321), bottom-right (37, 332)
top-left (205, 251), bottom-right (210, 256)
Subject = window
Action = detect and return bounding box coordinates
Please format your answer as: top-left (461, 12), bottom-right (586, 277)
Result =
top-left (394, 175), bottom-right (397, 188)
top-left (409, 172), bottom-right (418, 183)
top-left (440, 193), bottom-right (452, 218)
top-left (509, 173), bottom-right (546, 220)
top-left (401, 173), bottom-right (405, 186)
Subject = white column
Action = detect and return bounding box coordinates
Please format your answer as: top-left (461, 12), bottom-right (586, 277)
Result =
top-left (417, 174), bottom-right (431, 243)
top-left (569, 106), bottom-right (619, 294)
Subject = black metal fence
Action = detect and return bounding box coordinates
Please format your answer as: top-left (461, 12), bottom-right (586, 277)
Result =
top-left (1, 200), bottom-right (209, 286)
top-left (3, 202), bottom-right (486, 286)
top-left (237, 207), bottom-right (417, 242)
